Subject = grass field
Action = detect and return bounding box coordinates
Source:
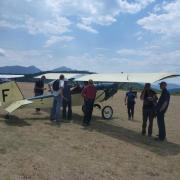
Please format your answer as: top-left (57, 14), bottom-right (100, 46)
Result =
top-left (0, 82), bottom-right (180, 180)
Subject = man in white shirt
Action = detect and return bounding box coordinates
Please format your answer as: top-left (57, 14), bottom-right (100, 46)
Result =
top-left (48, 74), bottom-right (64, 122)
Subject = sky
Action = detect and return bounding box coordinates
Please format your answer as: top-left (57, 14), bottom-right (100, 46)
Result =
top-left (0, 0), bottom-right (180, 81)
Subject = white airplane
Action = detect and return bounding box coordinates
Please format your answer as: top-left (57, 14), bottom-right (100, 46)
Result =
top-left (0, 72), bottom-right (179, 119)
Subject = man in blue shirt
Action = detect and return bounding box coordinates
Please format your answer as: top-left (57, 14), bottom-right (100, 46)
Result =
top-left (48, 74), bottom-right (64, 122)
top-left (62, 79), bottom-right (72, 120)
top-left (155, 81), bottom-right (170, 141)
top-left (125, 87), bottom-right (137, 120)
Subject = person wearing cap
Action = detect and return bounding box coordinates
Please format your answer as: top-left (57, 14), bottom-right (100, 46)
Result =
top-left (155, 81), bottom-right (170, 141)
top-left (62, 79), bottom-right (72, 120)
top-left (124, 87), bottom-right (137, 120)
top-left (34, 75), bottom-right (46, 113)
top-left (81, 79), bottom-right (96, 126)
top-left (140, 83), bottom-right (158, 136)
top-left (48, 74), bottom-right (64, 122)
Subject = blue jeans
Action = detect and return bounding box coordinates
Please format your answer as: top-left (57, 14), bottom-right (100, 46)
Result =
top-left (83, 99), bottom-right (94, 124)
top-left (127, 101), bottom-right (135, 119)
top-left (142, 109), bottom-right (154, 136)
top-left (50, 95), bottom-right (62, 122)
top-left (157, 112), bottom-right (166, 140)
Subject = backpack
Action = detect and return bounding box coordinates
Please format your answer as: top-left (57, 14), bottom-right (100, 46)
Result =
top-left (52, 80), bottom-right (59, 91)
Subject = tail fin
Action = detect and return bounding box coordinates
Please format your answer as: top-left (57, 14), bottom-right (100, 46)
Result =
top-left (0, 81), bottom-right (24, 108)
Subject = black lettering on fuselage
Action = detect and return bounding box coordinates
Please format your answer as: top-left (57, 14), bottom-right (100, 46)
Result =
top-left (2, 89), bottom-right (10, 102)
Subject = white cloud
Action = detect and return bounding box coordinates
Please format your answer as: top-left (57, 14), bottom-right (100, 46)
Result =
top-left (25, 16), bottom-right (71, 35)
top-left (0, 48), bottom-right (6, 56)
top-left (116, 46), bottom-right (180, 73)
top-left (0, 0), bottom-right (155, 35)
top-left (117, 48), bottom-right (151, 56)
top-left (77, 23), bottom-right (98, 34)
top-left (0, 20), bottom-right (24, 29)
top-left (117, 0), bottom-right (155, 14)
top-left (137, 0), bottom-right (180, 36)
top-left (44, 35), bottom-right (75, 47)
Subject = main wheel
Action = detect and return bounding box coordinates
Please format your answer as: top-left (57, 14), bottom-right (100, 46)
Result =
top-left (102, 106), bottom-right (113, 120)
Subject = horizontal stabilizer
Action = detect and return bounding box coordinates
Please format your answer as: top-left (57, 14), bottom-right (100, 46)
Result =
top-left (5, 99), bottom-right (32, 113)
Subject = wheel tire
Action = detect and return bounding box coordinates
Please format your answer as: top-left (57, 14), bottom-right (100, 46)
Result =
top-left (102, 106), bottom-right (113, 120)
top-left (5, 114), bottom-right (10, 120)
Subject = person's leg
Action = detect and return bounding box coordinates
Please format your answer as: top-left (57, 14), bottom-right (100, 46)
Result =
top-left (148, 111), bottom-right (154, 136)
top-left (88, 100), bottom-right (94, 124)
top-left (55, 96), bottom-right (62, 122)
top-left (83, 101), bottom-right (88, 124)
top-left (142, 109), bottom-right (148, 135)
top-left (157, 112), bottom-right (166, 140)
top-left (35, 92), bottom-right (41, 112)
top-left (67, 99), bottom-right (72, 120)
top-left (62, 99), bottom-right (67, 119)
top-left (131, 103), bottom-right (135, 120)
top-left (50, 97), bottom-right (56, 121)
top-left (127, 103), bottom-right (131, 120)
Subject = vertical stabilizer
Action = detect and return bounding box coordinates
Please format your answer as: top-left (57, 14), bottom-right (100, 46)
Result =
top-left (0, 81), bottom-right (24, 108)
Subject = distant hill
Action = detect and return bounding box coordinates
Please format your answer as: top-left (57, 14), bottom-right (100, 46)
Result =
top-left (152, 83), bottom-right (180, 90)
top-left (52, 66), bottom-right (74, 72)
top-left (0, 65), bottom-right (93, 76)
top-left (0, 65), bottom-right (41, 74)
top-left (169, 88), bottom-right (180, 94)
top-left (151, 83), bottom-right (180, 94)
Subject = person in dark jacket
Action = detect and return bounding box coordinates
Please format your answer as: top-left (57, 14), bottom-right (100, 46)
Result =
top-left (140, 83), bottom-right (158, 136)
top-left (62, 79), bottom-right (72, 120)
top-left (155, 81), bottom-right (170, 141)
top-left (125, 87), bottom-right (137, 120)
top-left (81, 79), bottom-right (96, 126)
top-left (34, 75), bottom-right (46, 112)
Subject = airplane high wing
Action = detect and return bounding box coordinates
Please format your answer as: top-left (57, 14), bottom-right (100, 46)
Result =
top-left (0, 74), bottom-right (24, 79)
top-left (36, 72), bottom-right (180, 84)
top-left (75, 73), bottom-right (180, 83)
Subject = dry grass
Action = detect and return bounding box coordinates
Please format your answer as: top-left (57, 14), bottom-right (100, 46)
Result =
top-left (0, 82), bottom-right (180, 180)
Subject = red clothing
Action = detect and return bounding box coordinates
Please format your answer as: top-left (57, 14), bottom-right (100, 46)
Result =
top-left (82, 85), bottom-right (96, 100)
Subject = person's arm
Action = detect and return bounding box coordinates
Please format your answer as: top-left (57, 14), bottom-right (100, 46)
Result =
top-left (140, 90), bottom-right (145, 100)
top-left (159, 101), bottom-right (168, 112)
top-left (135, 92), bottom-right (137, 98)
top-left (81, 88), bottom-right (87, 99)
top-left (48, 82), bottom-right (53, 93)
top-left (159, 93), bottom-right (170, 112)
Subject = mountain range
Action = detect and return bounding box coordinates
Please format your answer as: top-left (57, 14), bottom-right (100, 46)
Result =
top-left (0, 65), bottom-right (74, 74)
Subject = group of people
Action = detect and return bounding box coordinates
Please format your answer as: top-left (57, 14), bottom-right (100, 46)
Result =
top-left (34, 75), bottom-right (170, 141)
top-left (125, 82), bottom-right (170, 141)
top-left (34, 75), bottom-right (96, 126)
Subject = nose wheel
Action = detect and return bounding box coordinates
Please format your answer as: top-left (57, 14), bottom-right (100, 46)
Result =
top-left (102, 106), bottom-right (113, 120)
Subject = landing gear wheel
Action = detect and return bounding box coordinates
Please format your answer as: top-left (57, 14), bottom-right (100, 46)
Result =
top-left (102, 106), bottom-right (113, 120)
top-left (5, 114), bottom-right (10, 120)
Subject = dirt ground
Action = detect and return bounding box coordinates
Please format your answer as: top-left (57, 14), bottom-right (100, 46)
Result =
top-left (0, 82), bottom-right (180, 180)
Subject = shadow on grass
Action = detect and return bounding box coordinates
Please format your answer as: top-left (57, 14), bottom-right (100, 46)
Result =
top-left (72, 113), bottom-right (180, 156)
top-left (0, 114), bottom-right (31, 127)
top-left (4, 115), bottom-right (31, 127)
top-left (26, 116), bottom-right (50, 121)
